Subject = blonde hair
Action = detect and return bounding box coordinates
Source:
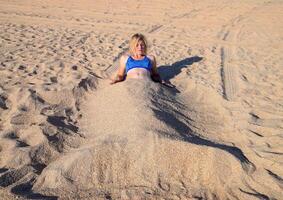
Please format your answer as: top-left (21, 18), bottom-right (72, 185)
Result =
top-left (129, 33), bottom-right (148, 55)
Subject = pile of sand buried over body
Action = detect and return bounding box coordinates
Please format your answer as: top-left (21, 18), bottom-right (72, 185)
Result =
top-left (32, 79), bottom-right (258, 199)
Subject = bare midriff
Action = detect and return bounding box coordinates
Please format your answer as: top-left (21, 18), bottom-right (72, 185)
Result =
top-left (126, 68), bottom-right (151, 79)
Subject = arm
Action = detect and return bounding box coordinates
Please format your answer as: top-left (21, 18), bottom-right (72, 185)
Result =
top-left (110, 55), bottom-right (127, 84)
top-left (149, 55), bottom-right (162, 83)
top-left (149, 55), bottom-right (175, 88)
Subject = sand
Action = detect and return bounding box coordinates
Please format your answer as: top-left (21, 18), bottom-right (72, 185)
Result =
top-left (0, 0), bottom-right (283, 199)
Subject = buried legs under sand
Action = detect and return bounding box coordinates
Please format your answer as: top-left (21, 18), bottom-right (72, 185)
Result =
top-left (30, 79), bottom-right (266, 199)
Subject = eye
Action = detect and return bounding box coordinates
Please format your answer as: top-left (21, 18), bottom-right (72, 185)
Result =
top-left (136, 41), bottom-right (145, 48)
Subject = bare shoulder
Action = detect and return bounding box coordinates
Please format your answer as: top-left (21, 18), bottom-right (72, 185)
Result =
top-left (147, 55), bottom-right (156, 62)
top-left (120, 54), bottom-right (130, 64)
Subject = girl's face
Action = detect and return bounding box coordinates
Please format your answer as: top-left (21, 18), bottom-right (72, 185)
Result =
top-left (134, 40), bottom-right (146, 56)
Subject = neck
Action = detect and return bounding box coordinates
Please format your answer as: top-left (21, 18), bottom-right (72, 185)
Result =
top-left (133, 54), bottom-right (145, 59)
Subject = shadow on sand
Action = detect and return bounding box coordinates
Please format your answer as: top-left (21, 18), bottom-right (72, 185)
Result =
top-left (151, 85), bottom-right (256, 175)
top-left (158, 56), bottom-right (203, 81)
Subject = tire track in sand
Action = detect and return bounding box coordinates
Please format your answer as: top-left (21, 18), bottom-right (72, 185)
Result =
top-left (219, 15), bottom-right (244, 101)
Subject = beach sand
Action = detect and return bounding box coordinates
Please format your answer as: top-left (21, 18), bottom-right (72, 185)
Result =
top-left (0, 0), bottom-right (283, 199)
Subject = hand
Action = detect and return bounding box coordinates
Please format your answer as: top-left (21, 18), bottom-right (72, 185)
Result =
top-left (110, 78), bottom-right (118, 84)
top-left (151, 73), bottom-right (162, 83)
top-left (109, 75), bottom-right (125, 84)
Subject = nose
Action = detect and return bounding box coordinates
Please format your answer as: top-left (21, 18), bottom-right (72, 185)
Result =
top-left (137, 44), bottom-right (144, 50)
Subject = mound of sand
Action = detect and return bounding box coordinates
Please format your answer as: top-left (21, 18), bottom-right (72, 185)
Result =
top-left (31, 80), bottom-right (255, 199)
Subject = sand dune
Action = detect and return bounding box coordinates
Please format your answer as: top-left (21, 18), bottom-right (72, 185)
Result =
top-left (0, 0), bottom-right (283, 199)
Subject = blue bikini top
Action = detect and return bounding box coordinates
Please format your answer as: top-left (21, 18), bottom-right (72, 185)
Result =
top-left (125, 56), bottom-right (152, 73)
